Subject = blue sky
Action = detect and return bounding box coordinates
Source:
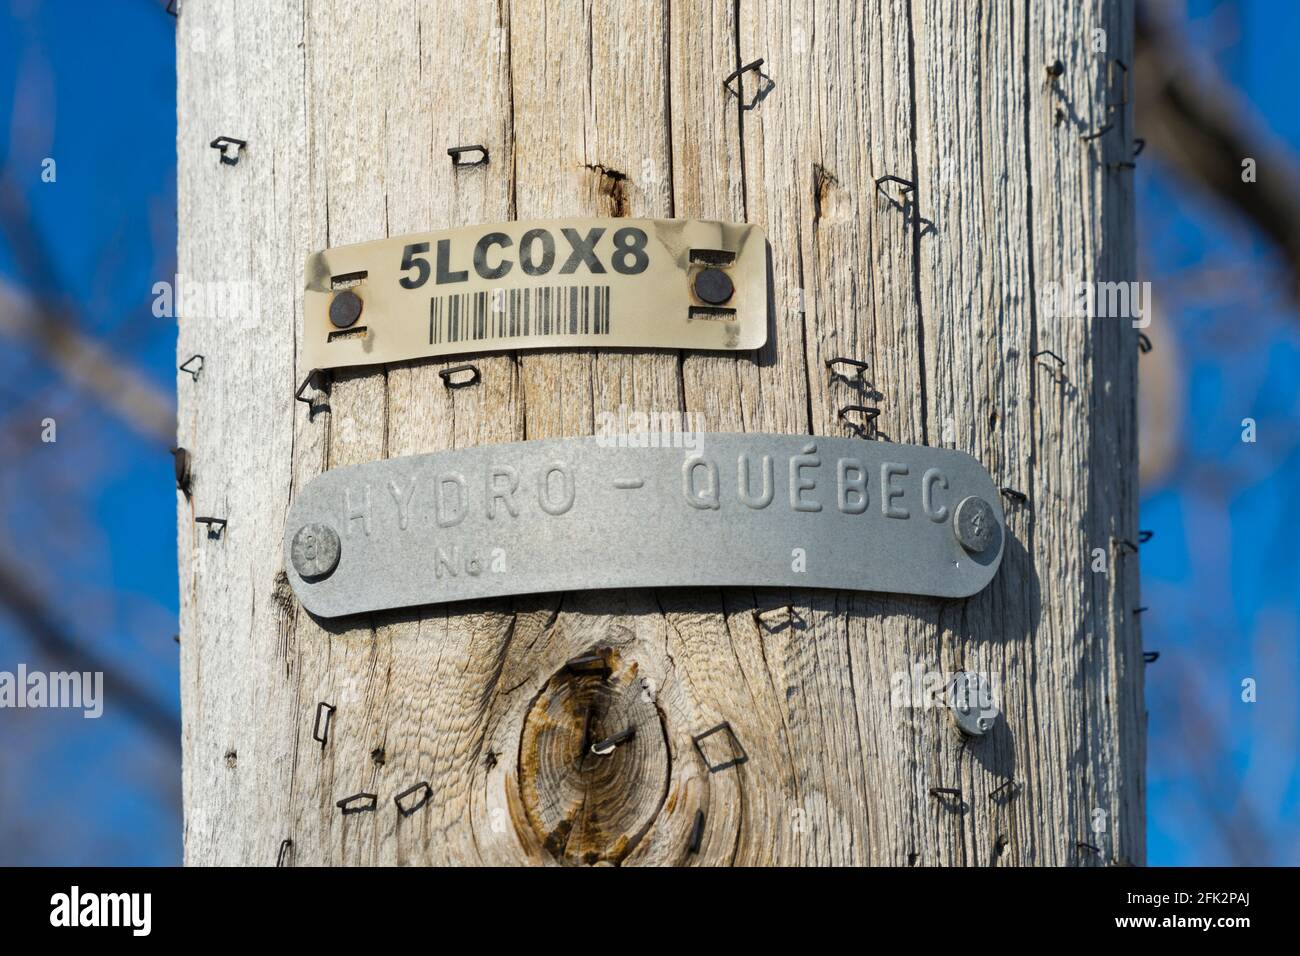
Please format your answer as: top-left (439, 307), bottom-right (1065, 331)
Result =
top-left (0, 0), bottom-right (179, 865)
top-left (1136, 0), bottom-right (1300, 865)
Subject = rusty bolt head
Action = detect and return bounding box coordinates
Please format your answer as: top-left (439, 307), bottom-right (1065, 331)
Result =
top-left (693, 267), bottom-right (735, 305)
top-left (329, 289), bottom-right (363, 328)
top-left (954, 496), bottom-right (996, 553)
top-left (291, 523), bottom-right (341, 580)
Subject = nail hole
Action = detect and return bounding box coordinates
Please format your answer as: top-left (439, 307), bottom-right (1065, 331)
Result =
top-left (330, 270), bottom-right (368, 289)
top-left (327, 326), bottom-right (368, 342)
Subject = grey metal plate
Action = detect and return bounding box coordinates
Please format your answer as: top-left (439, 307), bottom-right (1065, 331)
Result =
top-left (283, 434), bottom-right (1005, 618)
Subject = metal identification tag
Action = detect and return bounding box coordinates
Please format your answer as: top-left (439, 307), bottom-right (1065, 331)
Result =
top-left (284, 434), bottom-right (1005, 618)
top-left (302, 218), bottom-right (768, 370)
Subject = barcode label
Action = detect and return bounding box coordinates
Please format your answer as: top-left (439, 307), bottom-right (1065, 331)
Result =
top-left (429, 285), bottom-right (611, 345)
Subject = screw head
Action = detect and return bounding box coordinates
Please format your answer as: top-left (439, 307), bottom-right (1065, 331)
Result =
top-left (291, 523), bottom-right (341, 580)
top-left (329, 289), bottom-right (363, 328)
top-left (954, 495), bottom-right (996, 553)
top-left (693, 267), bottom-right (735, 305)
top-left (949, 671), bottom-right (998, 737)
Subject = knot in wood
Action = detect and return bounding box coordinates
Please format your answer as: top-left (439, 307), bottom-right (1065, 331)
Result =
top-left (518, 647), bottom-right (668, 865)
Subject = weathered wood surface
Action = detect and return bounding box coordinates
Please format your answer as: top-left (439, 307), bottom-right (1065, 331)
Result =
top-left (177, 0), bottom-right (1143, 865)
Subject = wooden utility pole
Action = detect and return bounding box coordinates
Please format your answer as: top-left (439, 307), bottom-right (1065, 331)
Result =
top-left (177, 1), bottom-right (1143, 865)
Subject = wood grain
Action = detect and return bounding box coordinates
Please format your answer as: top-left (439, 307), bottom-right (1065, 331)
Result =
top-left (177, 0), bottom-right (1143, 866)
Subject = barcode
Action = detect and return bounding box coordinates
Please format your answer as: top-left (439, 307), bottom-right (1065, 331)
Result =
top-left (429, 285), bottom-right (611, 344)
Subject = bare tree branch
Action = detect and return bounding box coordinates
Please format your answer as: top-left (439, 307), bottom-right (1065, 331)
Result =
top-left (0, 165), bottom-right (175, 446)
top-left (0, 551), bottom-right (180, 747)
top-left (1137, 1), bottom-right (1300, 296)
top-left (0, 279), bottom-right (174, 446)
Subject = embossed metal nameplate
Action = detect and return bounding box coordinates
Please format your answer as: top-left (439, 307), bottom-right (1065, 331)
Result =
top-left (302, 218), bottom-right (768, 371)
top-left (284, 435), bottom-right (1005, 618)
